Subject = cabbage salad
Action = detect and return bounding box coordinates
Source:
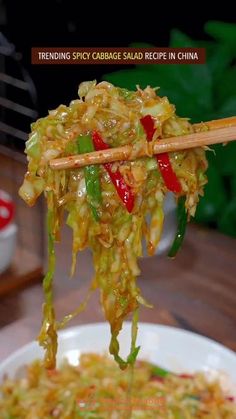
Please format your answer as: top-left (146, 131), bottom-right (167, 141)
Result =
top-left (19, 81), bottom-right (208, 370)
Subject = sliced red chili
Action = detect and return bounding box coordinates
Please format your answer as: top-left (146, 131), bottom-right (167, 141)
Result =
top-left (140, 115), bottom-right (182, 194)
top-left (92, 131), bottom-right (134, 213)
top-left (140, 115), bottom-right (156, 141)
top-left (156, 153), bottom-right (182, 194)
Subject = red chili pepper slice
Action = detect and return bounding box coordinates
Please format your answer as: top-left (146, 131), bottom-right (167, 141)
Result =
top-left (156, 153), bottom-right (182, 194)
top-left (140, 115), bottom-right (182, 194)
top-left (92, 131), bottom-right (134, 213)
top-left (140, 114), bottom-right (156, 141)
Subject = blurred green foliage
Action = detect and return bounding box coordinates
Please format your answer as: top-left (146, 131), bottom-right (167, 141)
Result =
top-left (103, 21), bottom-right (236, 237)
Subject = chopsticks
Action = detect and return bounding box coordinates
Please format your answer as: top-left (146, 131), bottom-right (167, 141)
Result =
top-left (49, 116), bottom-right (236, 170)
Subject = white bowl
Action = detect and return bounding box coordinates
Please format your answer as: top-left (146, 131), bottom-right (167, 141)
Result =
top-left (1, 322), bottom-right (236, 396)
top-left (0, 223), bottom-right (17, 274)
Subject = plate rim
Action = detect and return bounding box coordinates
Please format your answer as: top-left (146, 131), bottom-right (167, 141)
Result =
top-left (0, 321), bottom-right (235, 374)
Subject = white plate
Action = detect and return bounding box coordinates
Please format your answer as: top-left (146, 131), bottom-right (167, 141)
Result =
top-left (0, 322), bottom-right (236, 388)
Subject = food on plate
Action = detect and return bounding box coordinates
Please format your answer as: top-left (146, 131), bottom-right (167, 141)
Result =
top-left (19, 81), bottom-right (208, 369)
top-left (0, 353), bottom-right (235, 418)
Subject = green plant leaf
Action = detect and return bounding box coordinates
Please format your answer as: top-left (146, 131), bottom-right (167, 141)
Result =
top-left (215, 68), bottom-right (236, 105)
top-left (171, 29), bottom-right (233, 87)
top-left (170, 29), bottom-right (195, 47)
top-left (217, 96), bottom-right (236, 118)
top-left (195, 163), bottom-right (227, 223)
top-left (218, 198), bottom-right (236, 237)
top-left (206, 44), bottom-right (233, 86)
top-left (211, 98), bottom-right (236, 177)
top-left (205, 21), bottom-right (236, 51)
top-left (211, 142), bottom-right (236, 177)
top-left (230, 176), bottom-right (236, 198)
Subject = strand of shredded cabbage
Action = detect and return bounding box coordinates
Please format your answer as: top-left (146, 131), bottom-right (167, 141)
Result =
top-left (19, 81), bottom-right (208, 370)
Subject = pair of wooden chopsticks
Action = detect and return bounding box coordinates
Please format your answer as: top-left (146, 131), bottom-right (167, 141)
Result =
top-left (50, 116), bottom-right (236, 170)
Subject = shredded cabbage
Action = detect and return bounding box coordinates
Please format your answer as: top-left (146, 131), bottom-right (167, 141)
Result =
top-left (1, 354), bottom-right (235, 418)
top-left (19, 81), bottom-right (208, 370)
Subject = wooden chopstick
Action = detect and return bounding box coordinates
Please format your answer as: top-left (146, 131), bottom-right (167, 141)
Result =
top-left (50, 116), bottom-right (236, 170)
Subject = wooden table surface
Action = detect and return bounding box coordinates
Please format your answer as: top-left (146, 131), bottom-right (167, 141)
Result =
top-left (0, 224), bottom-right (235, 361)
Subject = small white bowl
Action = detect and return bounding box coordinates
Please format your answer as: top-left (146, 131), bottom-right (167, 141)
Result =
top-left (0, 223), bottom-right (18, 274)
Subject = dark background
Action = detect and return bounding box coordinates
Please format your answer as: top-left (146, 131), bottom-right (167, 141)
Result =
top-left (2, 1), bottom-right (235, 114)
